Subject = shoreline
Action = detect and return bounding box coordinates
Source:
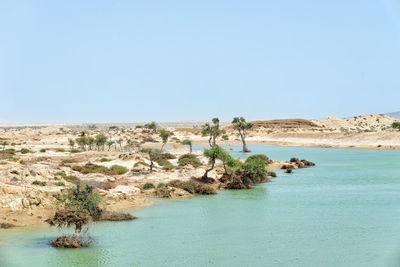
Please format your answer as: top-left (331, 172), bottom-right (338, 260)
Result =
top-left (192, 140), bottom-right (400, 150)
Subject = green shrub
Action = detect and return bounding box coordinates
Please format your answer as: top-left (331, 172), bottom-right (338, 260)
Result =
top-left (178, 154), bottom-right (202, 168)
top-left (0, 148), bottom-right (16, 154)
top-left (100, 158), bottom-right (112, 162)
top-left (20, 148), bottom-right (34, 154)
top-left (36, 156), bottom-right (49, 162)
top-left (32, 180), bottom-right (46, 186)
top-left (56, 171), bottom-right (80, 184)
top-left (183, 184), bottom-right (195, 194)
top-left (9, 157), bottom-right (20, 162)
top-left (61, 158), bottom-right (75, 164)
top-left (72, 163), bottom-right (109, 174)
top-left (222, 135), bottom-right (229, 140)
top-left (55, 182), bottom-right (65, 186)
top-left (143, 182), bottom-right (155, 190)
top-left (110, 165), bottom-right (128, 175)
top-left (70, 149), bottom-right (81, 153)
top-left (167, 180), bottom-right (217, 195)
top-left (161, 161), bottom-right (174, 171)
top-left (246, 154), bottom-right (269, 163)
top-left (135, 125), bottom-right (143, 128)
top-left (242, 157), bottom-right (268, 184)
top-left (134, 161), bottom-right (149, 167)
top-left (40, 148), bottom-right (46, 153)
top-left (267, 171), bottom-right (277, 178)
top-left (157, 183), bottom-right (166, 188)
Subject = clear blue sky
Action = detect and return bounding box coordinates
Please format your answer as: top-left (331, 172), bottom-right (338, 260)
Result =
top-left (1, 0), bottom-right (400, 123)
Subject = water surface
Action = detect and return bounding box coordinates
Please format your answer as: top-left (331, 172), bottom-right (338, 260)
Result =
top-left (1, 145), bottom-right (400, 266)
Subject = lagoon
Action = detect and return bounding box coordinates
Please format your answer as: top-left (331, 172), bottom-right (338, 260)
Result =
top-left (1, 145), bottom-right (400, 266)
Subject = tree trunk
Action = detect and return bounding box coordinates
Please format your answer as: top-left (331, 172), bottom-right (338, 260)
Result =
top-left (161, 143), bottom-right (165, 152)
top-left (202, 159), bottom-right (215, 179)
top-left (189, 144), bottom-right (192, 153)
top-left (73, 223), bottom-right (82, 243)
top-left (240, 130), bottom-right (251, 152)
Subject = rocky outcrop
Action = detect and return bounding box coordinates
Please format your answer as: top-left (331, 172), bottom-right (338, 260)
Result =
top-left (0, 184), bottom-right (60, 211)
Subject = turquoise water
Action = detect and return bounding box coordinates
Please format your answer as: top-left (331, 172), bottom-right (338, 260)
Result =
top-left (1, 145), bottom-right (400, 267)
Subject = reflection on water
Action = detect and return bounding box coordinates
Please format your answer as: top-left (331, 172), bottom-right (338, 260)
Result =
top-left (1, 145), bottom-right (400, 267)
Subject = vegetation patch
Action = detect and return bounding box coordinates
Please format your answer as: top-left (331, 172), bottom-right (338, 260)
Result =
top-left (32, 180), bottom-right (46, 186)
top-left (134, 161), bottom-right (149, 167)
top-left (56, 171), bottom-right (80, 184)
top-left (109, 165), bottom-right (128, 175)
top-left (100, 158), bottom-right (112, 162)
top-left (36, 156), bottom-right (49, 162)
top-left (157, 183), bottom-right (166, 188)
top-left (167, 180), bottom-right (217, 195)
top-left (97, 211), bottom-right (137, 221)
top-left (55, 181), bottom-right (65, 186)
top-left (143, 182), bottom-right (155, 190)
top-left (178, 154), bottom-right (202, 168)
top-left (0, 148), bottom-right (16, 154)
top-left (20, 148), bottom-right (34, 154)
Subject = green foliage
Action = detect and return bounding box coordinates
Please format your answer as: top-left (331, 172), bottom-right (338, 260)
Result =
top-left (202, 118), bottom-right (223, 146)
top-left (32, 180), bottom-right (46, 186)
top-left (157, 183), bottom-right (166, 188)
top-left (60, 184), bottom-right (101, 217)
top-left (242, 157), bottom-right (268, 184)
top-left (70, 149), bottom-right (81, 153)
top-left (20, 148), bottom-right (34, 154)
top-left (95, 134), bottom-right (107, 149)
top-left (135, 125), bottom-right (143, 128)
top-left (100, 158), bottom-right (112, 162)
top-left (144, 122), bottom-right (157, 132)
top-left (72, 164), bottom-right (109, 174)
top-left (134, 161), bottom-right (149, 167)
top-left (56, 171), bottom-right (80, 184)
top-left (40, 148), bottom-right (46, 153)
top-left (159, 129), bottom-right (173, 150)
top-left (222, 135), bottom-right (229, 140)
top-left (36, 156), bottom-right (49, 162)
top-left (178, 154), bottom-right (202, 168)
top-left (392, 122), bottom-right (400, 131)
top-left (167, 180), bottom-right (217, 195)
top-left (204, 146), bottom-right (225, 164)
top-left (75, 136), bottom-right (88, 150)
top-left (55, 182), bottom-right (65, 186)
top-left (0, 148), bottom-right (16, 154)
top-left (110, 165), bottom-right (128, 175)
top-left (143, 182), bottom-right (155, 190)
top-left (232, 117), bottom-right (253, 152)
top-left (109, 126), bottom-right (118, 130)
top-left (68, 138), bottom-right (75, 148)
top-left (184, 184), bottom-right (195, 194)
top-left (161, 161), bottom-right (174, 170)
top-left (232, 117), bottom-right (253, 131)
top-left (245, 154), bottom-right (269, 164)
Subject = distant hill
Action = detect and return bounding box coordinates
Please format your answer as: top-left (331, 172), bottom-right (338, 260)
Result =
top-left (385, 111), bottom-right (400, 119)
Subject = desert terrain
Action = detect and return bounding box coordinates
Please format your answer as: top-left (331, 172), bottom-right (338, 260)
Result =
top-left (0, 113), bottom-right (399, 228)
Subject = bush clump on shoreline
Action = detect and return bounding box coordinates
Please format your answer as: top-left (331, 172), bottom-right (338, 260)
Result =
top-left (168, 180), bottom-right (217, 195)
top-left (143, 182), bottom-right (155, 190)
